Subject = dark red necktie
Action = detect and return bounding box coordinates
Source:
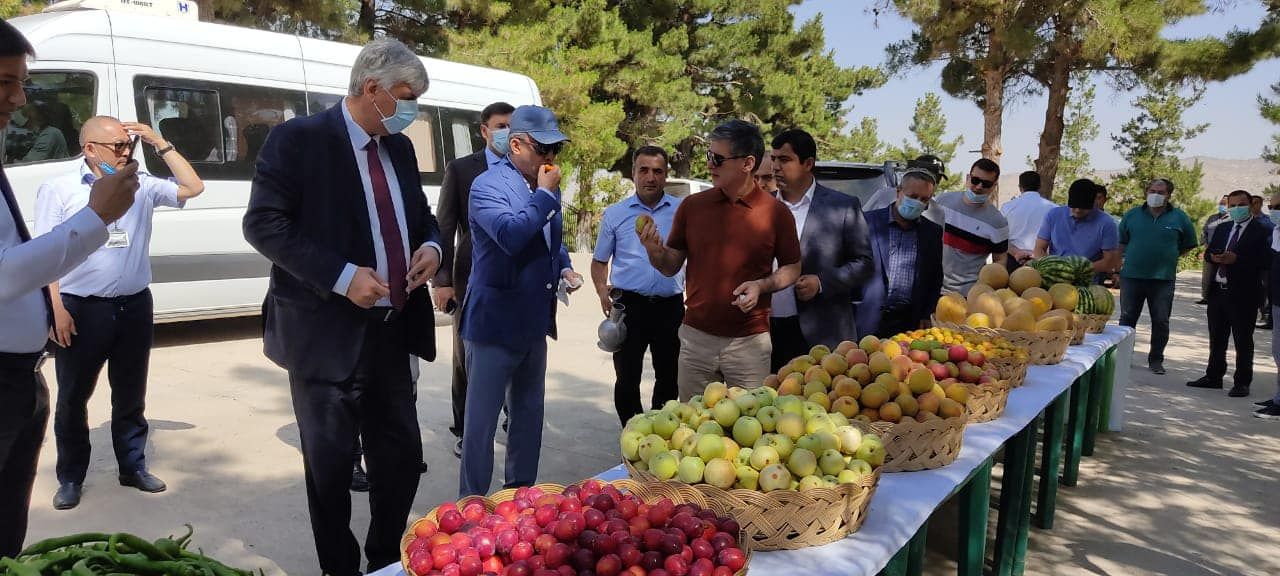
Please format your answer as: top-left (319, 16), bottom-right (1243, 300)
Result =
top-left (365, 139), bottom-right (407, 309)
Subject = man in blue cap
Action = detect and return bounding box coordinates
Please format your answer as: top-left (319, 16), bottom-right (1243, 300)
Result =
top-left (458, 105), bottom-right (582, 497)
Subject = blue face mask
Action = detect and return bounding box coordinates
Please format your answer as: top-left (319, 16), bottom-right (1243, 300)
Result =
top-left (375, 88), bottom-right (418, 135)
top-left (1228, 206), bottom-right (1251, 222)
top-left (965, 188), bottom-right (989, 205)
top-left (898, 196), bottom-right (926, 220)
top-left (1217, 204), bottom-right (1227, 214)
top-left (491, 128), bottom-right (511, 156)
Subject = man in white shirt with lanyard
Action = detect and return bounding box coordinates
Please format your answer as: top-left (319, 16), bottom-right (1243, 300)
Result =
top-left (34, 116), bottom-right (204, 510)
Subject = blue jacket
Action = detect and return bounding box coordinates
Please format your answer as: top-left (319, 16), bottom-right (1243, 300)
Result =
top-left (855, 205), bottom-right (944, 338)
top-left (243, 104), bottom-right (440, 381)
top-left (794, 185), bottom-right (874, 347)
top-left (460, 157), bottom-right (572, 347)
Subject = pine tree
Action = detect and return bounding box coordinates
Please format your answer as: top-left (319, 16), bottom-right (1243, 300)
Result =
top-left (891, 92), bottom-right (963, 183)
top-left (826, 117), bottom-right (887, 163)
top-left (1029, 78), bottom-right (1098, 203)
top-left (1260, 82), bottom-right (1280, 196)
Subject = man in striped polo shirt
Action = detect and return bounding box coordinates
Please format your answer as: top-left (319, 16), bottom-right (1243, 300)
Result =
top-left (935, 158), bottom-right (1009, 295)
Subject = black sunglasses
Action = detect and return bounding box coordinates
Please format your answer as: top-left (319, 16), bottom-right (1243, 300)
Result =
top-left (970, 176), bottom-right (995, 189)
top-left (707, 150), bottom-right (748, 167)
top-left (89, 136), bottom-right (139, 156)
top-left (516, 136), bottom-right (563, 157)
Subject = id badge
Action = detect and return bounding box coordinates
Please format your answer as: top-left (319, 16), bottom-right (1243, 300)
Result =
top-left (106, 228), bottom-right (130, 249)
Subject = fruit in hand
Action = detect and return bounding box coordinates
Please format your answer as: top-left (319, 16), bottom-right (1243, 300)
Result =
top-left (635, 214), bottom-right (654, 234)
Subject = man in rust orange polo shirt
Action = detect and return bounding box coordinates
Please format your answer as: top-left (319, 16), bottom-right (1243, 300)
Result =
top-left (640, 120), bottom-right (801, 399)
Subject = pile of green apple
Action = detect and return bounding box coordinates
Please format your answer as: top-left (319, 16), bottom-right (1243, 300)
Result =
top-left (620, 382), bottom-right (884, 493)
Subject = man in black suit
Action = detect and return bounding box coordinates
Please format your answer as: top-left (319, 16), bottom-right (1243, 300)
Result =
top-left (767, 129), bottom-right (873, 369)
top-left (1189, 189), bottom-right (1271, 398)
top-left (433, 101), bottom-right (513, 459)
top-left (855, 170), bottom-right (944, 338)
top-left (242, 39), bottom-right (441, 576)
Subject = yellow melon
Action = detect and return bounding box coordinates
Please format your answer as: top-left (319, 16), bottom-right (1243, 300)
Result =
top-left (935, 293), bottom-right (968, 324)
top-left (978, 263), bottom-right (1010, 289)
top-left (967, 283), bottom-right (994, 300)
top-left (1040, 308), bottom-right (1076, 330)
top-left (965, 313), bottom-right (992, 328)
top-left (1047, 283), bottom-right (1079, 311)
top-left (1035, 315), bottom-right (1069, 332)
top-left (1003, 309), bottom-right (1037, 332)
top-left (1002, 296), bottom-right (1031, 317)
top-left (1008, 267), bottom-right (1043, 295)
top-left (994, 288), bottom-right (1019, 302)
top-left (969, 293), bottom-right (1006, 328)
top-left (1021, 287), bottom-right (1053, 316)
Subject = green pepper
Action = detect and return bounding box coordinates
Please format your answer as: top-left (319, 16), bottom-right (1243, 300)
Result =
top-left (70, 558), bottom-right (96, 576)
top-left (18, 533), bottom-right (111, 557)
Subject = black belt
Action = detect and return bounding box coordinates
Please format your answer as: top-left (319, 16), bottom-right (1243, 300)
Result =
top-left (0, 351), bottom-right (47, 373)
top-left (364, 307), bottom-right (401, 323)
top-left (67, 288), bottom-right (150, 305)
top-left (616, 289), bottom-right (682, 303)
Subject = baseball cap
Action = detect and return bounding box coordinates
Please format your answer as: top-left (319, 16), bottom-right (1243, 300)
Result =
top-left (509, 105), bottom-right (569, 145)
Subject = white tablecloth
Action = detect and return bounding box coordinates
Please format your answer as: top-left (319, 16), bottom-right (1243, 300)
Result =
top-left (374, 326), bottom-right (1133, 576)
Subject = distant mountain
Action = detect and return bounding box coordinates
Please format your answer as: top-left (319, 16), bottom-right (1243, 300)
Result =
top-left (997, 157), bottom-right (1280, 202)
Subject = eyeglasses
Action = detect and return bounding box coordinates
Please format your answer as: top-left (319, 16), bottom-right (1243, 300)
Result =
top-left (707, 150), bottom-right (748, 167)
top-left (970, 176), bottom-right (995, 189)
top-left (89, 136), bottom-right (138, 156)
top-left (515, 136), bottom-right (563, 157)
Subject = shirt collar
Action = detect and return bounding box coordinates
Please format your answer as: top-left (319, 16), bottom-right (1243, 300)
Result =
top-left (628, 193), bottom-right (672, 212)
top-left (484, 146), bottom-right (502, 166)
top-left (719, 184), bottom-right (765, 207)
top-left (341, 97), bottom-right (377, 151)
top-left (79, 162), bottom-right (97, 185)
top-left (780, 179), bottom-right (816, 209)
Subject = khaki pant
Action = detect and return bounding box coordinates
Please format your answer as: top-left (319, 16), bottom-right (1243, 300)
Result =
top-left (676, 324), bottom-right (772, 401)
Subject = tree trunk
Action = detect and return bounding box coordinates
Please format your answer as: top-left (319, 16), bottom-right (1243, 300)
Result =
top-left (672, 138), bottom-right (695, 179)
top-left (1034, 19), bottom-right (1078, 200)
top-left (574, 170), bottom-right (594, 252)
top-left (358, 0), bottom-right (376, 37)
top-left (981, 32), bottom-right (1005, 169)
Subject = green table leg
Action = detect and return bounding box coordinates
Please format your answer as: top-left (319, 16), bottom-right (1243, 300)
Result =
top-left (1082, 362), bottom-right (1103, 457)
top-left (906, 521), bottom-right (928, 576)
top-left (1035, 392), bottom-right (1067, 529)
top-left (993, 419), bottom-right (1037, 576)
top-left (957, 457), bottom-right (993, 576)
top-left (879, 543), bottom-right (909, 576)
top-left (1096, 347), bottom-right (1116, 433)
top-left (1062, 373), bottom-right (1091, 487)
top-left (1013, 416), bottom-right (1041, 576)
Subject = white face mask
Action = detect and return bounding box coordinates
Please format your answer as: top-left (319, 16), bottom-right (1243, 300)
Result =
top-left (1146, 192), bottom-right (1167, 208)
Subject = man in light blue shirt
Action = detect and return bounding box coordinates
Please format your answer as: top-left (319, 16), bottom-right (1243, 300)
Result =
top-left (0, 20), bottom-right (139, 557)
top-left (34, 116), bottom-right (205, 510)
top-left (1034, 178), bottom-right (1120, 279)
top-left (591, 146), bottom-right (683, 425)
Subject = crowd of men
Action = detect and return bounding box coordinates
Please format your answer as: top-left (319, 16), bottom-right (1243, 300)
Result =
top-left (3, 25), bottom-right (1280, 576)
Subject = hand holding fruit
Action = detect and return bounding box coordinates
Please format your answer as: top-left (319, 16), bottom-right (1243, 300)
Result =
top-left (538, 163), bottom-right (561, 191)
top-left (794, 275), bottom-right (821, 302)
top-left (637, 217), bottom-right (663, 254)
top-left (731, 280), bottom-right (761, 313)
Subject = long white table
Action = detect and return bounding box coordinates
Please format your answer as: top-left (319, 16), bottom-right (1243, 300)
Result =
top-left (374, 326), bottom-right (1132, 576)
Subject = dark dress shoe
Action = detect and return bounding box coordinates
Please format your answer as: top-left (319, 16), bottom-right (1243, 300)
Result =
top-left (1228, 385), bottom-right (1251, 398)
top-left (351, 462), bottom-right (370, 492)
top-left (453, 438), bottom-right (463, 459)
top-left (53, 483), bottom-right (82, 510)
top-left (119, 471), bottom-right (167, 493)
top-left (1150, 363), bottom-right (1166, 375)
top-left (1256, 399), bottom-right (1275, 407)
top-left (1195, 299), bottom-right (1207, 305)
top-left (1186, 377), bottom-right (1223, 389)
top-left (419, 460), bottom-right (429, 474)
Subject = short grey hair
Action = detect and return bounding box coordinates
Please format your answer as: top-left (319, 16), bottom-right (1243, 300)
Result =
top-left (1148, 177), bottom-right (1175, 194)
top-left (348, 38), bottom-right (429, 97)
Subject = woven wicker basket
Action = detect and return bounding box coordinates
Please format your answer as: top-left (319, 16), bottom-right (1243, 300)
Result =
top-left (988, 356), bottom-right (1029, 388)
top-left (865, 415), bottom-right (967, 472)
top-left (965, 327), bottom-right (1070, 365)
top-left (1076, 313), bottom-right (1111, 334)
top-left (401, 480), bottom-right (751, 576)
top-left (964, 378), bottom-right (1012, 423)
top-left (1069, 321), bottom-right (1086, 345)
top-left (624, 460), bottom-right (878, 551)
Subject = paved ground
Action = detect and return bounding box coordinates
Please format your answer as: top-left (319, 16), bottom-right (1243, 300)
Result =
top-left (20, 263), bottom-right (1280, 575)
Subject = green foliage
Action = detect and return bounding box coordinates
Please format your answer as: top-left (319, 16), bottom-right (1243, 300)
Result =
top-left (889, 92), bottom-right (963, 182)
top-left (1178, 245), bottom-right (1206, 273)
top-left (825, 117), bottom-right (887, 163)
top-left (202, 0), bottom-right (364, 42)
top-left (1261, 82), bottom-right (1280, 172)
top-left (0, 1), bottom-right (46, 18)
top-left (1029, 79), bottom-right (1098, 204)
top-left (563, 171), bottom-right (632, 252)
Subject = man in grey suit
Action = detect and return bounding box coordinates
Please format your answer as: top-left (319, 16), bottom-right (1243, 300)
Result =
top-left (767, 129), bottom-right (874, 370)
top-left (432, 102), bottom-right (514, 459)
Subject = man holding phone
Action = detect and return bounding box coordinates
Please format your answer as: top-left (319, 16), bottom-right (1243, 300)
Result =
top-left (34, 116), bottom-right (205, 510)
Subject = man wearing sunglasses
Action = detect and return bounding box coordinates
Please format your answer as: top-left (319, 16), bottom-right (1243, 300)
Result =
top-left (935, 158), bottom-right (1009, 295)
top-left (640, 120), bottom-right (801, 400)
top-left (33, 115), bottom-right (204, 511)
top-left (767, 128), bottom-right (872, 371)
top-left (459, 105), bottom-right (582, 497)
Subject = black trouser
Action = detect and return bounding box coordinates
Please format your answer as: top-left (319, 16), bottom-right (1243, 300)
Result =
top-left (1206, 284), bottom-right (1257, 387)
top-left (0, 352), bottom-right (48, 558)
top-left (449, 302), bottom-right (469, 438)
top-left (54, 289), bottom-right (153, 485)
top-left (613, 291), bottom-right (683, 425)
top-left (769, 315), bottom-right (809, 373)
top-left (289, 314), bottom-right (422, 576)
top-left (876, 305), bottom-right (918, 338)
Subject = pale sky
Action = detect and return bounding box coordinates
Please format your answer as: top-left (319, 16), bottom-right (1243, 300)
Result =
top-left (793, 0), bottom-right (1280, 174)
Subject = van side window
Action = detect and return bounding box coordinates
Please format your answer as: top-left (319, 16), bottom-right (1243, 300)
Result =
top-left (135, 76), bottom-right (305, 180)
top-left (439, 107), bottom-right (483, 164)
top-left (3, 71), bottom-right (95, 166)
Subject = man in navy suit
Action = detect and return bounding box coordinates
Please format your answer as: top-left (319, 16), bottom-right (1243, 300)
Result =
top-left (242, 39), bottom-right (441, 576)
top-left (1188, 189), bottom-right (1272, 398)
top-left (767, 129), bottom-right (873, 369)
top-left (856, 170), bottom-right (944, 338)
top-left (459, 105), bottom-right (582, 497)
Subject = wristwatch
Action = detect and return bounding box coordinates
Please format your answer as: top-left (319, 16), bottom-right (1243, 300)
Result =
top-left (154, 143), bottom-right (176, 156)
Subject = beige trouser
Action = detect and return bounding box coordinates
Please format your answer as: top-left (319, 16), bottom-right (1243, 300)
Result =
top-left (676, 324), bottom-right (772, 401)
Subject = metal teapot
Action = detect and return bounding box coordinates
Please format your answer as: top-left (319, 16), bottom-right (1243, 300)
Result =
top-left (597, 302), bottom-right (628, 353)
